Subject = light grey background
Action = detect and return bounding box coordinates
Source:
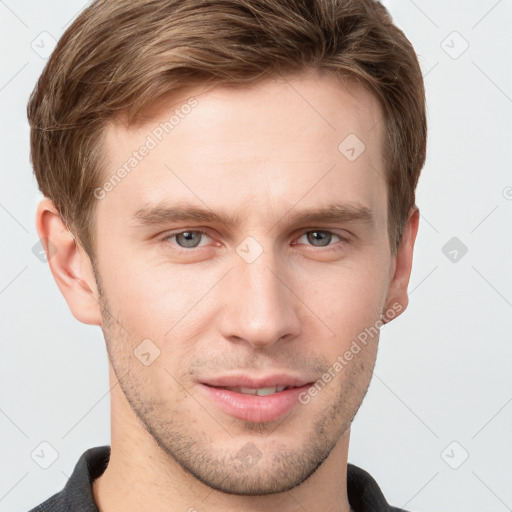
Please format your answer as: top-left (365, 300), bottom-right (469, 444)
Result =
top-left (1, 1), bottom-right (511, 511)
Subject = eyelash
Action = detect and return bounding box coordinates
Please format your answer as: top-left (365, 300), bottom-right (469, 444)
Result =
top-left (159, 229), bottom-right (347, 254)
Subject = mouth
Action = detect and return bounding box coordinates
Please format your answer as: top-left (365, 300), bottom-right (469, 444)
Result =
top-left (198, 375), bottom-right (315, 423)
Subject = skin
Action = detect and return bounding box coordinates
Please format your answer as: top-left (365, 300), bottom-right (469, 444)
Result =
top-left (36, 68), bottom-right (419, 512)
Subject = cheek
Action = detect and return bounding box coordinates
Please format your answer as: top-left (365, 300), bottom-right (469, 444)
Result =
top-left (298, 256), bottom-right (389, 340)
top-left (99, 250), bottom-right (216, 337)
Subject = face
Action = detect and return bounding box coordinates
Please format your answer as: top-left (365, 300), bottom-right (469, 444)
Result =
top-left (88, 70), bottom-right (399, 494)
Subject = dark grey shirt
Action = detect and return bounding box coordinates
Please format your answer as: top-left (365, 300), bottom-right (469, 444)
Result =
top-left (28, 446), bottom-right (408, 512)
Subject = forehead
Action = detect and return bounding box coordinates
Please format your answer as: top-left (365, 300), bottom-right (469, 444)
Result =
top-left (98, 70), bottom-right (386, 229)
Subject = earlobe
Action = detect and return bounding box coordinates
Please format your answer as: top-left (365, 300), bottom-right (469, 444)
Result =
top-left (382, 207), bottom-right (420, 324)
top-left (35, 198), bottom-right (103, 326)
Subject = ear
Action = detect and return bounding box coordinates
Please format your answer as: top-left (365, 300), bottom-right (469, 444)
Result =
top-left (382, 207), bottom-right (420, 324)
top-left (35, 198), bottom-right (103, 326)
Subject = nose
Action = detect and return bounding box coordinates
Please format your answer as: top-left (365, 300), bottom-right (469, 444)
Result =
top-left (219, 246), bottom-right (302, 350)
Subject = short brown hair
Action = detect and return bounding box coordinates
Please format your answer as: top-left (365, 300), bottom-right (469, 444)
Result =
top-left (28, 0), bottom-right (426, 260)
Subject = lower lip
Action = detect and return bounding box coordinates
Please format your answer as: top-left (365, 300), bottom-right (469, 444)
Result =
top-left (198, 383), bottom-right (313, 423)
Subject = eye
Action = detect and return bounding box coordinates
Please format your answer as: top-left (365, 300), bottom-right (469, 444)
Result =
top-left (295, 230), bottom-right (344, 248)
top-left (162, 230), bottom-right (212, 249)
top-left (159, 229), bottom-right (346, 254)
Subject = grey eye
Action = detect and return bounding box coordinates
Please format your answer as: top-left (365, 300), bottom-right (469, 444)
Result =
top-left (306, 231), bottom-right (332, 247)
top-left (175, 231), bottom-right (203, 248)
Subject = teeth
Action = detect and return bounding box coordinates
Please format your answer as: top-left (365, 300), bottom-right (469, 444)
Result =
top-left (225, 386), bottom-right (287, 395)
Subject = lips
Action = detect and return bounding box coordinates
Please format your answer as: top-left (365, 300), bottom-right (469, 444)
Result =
top-left (198, 373), bottom-right (315, 422)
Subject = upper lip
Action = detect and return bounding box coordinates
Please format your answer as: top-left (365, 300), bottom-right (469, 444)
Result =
top-left (200, 374), bottom-right (314, 389)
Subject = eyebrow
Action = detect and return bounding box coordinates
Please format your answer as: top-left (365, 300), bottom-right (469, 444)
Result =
top-left (131, 201), bottom-right (374, 229)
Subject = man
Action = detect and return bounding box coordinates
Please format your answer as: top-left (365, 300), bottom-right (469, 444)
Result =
top-left (27, 0), bottom-right (425, 510)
